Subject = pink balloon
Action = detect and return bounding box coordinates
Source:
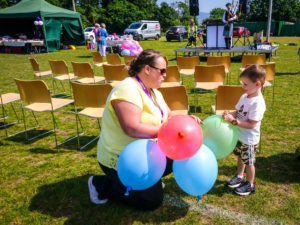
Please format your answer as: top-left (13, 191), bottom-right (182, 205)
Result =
top-left (130, 50), bottom-right (139, 55)
top-left (158, 115), bottom-right (203, 160)
top-left (121, 42), bottom-right (130, 50)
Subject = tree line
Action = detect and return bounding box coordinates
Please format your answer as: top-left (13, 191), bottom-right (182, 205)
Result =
top-left (1, 0), bottom-right (299, 34)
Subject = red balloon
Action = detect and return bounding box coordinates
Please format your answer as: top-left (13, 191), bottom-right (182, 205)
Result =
top-left (158, 115), bottom-right (203, 160)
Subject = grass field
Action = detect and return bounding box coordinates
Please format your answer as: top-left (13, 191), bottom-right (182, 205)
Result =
top-left (0, 36), bottom-right (299, 225)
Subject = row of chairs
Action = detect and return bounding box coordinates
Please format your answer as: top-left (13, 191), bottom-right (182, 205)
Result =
top-left (1, 77), bottom-right (248, 149)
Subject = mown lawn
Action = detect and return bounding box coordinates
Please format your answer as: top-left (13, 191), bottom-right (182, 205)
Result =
top-left (0, 36), bottom-right (299, 225)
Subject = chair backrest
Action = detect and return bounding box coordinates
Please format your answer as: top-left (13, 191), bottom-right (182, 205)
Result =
top-left (158, 86), bottom-right (188, 111)
top-left (207, 56), bottom-right (230, 70)
top-left (241, 54), bottom-right (266, 68)
top-left (163, 55), bottom-right (168, 66)
top-left (215, 85), bottom-right (245, 110)
top-left (165, 65), bottom-right (180, 82)
top-left (103, 64), bottom-right (129, 81)
top-left (71, 62), bottom-right (94, 78)
top-left (29, 58), bottom-right (40, 72)
top-left (245, 62), bottom-right (275, 82)
top-left (71, 82), bottom-right (112, 108)
top-left (91, 52), bottom-right (104, 63)
top-left (194, 65), bottom-right (225, 82)
top-left (49, 60), bottom-right (69, 75)
top-left (177, 56), bottom-right (200, 70)
top-left (124, 55), bottom-right (138, 66)
top-left (261, 63), bottom-right (275, 82)
top-left (14, 78), bottom-right (51, 103)
top-left (106, 53), bottom-right (122, 65)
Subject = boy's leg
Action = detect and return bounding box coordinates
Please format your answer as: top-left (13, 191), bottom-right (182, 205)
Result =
top-left (246, 165), bottom-right (255, 184)
top-left (237, 156), bottom-right (246, 176)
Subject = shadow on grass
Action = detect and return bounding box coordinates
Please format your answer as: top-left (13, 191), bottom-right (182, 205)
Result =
top-left (29, 175), bottom-right (188, 225)
top-left (275, 72), bottom-right (299, 76)
top-left (29, 147), bottom-right (67, 154)
top-left (76, 56), bottom-right (92, 58)
top-left (58, 135), bottom-right (98, 152)
top-left (6, 129), bottom-right (53, 144)
top-left (218, 151), bottom-right (300, 185)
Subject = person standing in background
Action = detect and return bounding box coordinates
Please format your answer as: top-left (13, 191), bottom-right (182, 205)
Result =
top-left (96, 23), bottom-right (108, 56)
top-left (222, 3), bottom-right (237, 49)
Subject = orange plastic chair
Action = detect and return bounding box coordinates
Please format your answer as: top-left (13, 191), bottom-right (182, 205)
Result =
top-left (71, 82), bottom-right (113, 149)
top-left (106, 53), bottom-right (122, 65)
top-left (158, 85), bottom-right (188, 115)
top-left (29, 58), bottom-right (52, 79)
top-left (161, 65), bottom-right (181, 88)
top-left (103, 64), bottom-right (129, 87)
top-left (71, 62), bottom-right (105, 84)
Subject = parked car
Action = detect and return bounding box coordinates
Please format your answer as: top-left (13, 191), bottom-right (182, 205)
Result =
top-left (84, 27), bottom-right (95, 42)
top-left (233, 26), bottom-right (250, 37)
top-left (166, 26), bottom-right (188, 42)
top-left (124, 20), bottom-right (161, 41)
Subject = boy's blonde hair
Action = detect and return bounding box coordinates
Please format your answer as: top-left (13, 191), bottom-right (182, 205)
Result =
top-left (240, 64), bottom-right (266, 86)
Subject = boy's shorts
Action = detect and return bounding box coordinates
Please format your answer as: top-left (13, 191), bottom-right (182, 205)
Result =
top-left (233, 141), bottom-right (259, 166)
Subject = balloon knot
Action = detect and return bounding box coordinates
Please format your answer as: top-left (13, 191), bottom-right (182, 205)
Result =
top-left (124, 186), bottom-right (131, 196)
top-left (197, 195), bottom-right (201, 202)
top-left (178, 131), bottom-right (185, 138)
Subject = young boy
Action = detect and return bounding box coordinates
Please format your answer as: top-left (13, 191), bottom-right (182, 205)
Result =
top-left (223, 64), bottom-right (266, 196)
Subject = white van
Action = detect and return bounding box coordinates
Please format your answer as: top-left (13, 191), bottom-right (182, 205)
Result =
top-left (124, 20), bottom-right (161, 41)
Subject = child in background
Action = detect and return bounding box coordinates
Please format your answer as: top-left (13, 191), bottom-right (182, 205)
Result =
top-left (223, 65), bottom-right (266, 195)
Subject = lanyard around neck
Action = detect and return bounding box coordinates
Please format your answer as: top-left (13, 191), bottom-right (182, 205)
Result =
top-left (135, 75), bottom-right (164, 123)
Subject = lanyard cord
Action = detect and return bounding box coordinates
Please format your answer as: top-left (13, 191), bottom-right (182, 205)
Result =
top-left (135, 74), bottom-right (164, 123)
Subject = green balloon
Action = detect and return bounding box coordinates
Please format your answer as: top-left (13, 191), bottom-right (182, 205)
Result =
top-left (202, 115), bottom-right (238, 160)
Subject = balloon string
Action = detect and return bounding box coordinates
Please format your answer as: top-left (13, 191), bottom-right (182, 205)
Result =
top-left (124, 186), bottom-right (132, 196)
top-left (197, 195), bottom-right (201, 202)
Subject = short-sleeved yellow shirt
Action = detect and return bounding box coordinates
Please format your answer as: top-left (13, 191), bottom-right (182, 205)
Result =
top-left (97, 77), bottom-right (168, 170)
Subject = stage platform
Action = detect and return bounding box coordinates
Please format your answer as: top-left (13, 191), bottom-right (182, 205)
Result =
top-left (174, 46), bottom-right (278, 61)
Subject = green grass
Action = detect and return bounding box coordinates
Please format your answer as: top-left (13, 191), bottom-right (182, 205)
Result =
top-left (0, 36), bottom-right (300, 225)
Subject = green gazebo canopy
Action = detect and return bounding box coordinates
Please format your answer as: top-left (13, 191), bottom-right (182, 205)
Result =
top-left (0, 0), bottom-right (85, 51)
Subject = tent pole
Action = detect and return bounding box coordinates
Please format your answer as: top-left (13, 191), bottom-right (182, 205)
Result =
top-left (72, 0), bottom-right (76, 12)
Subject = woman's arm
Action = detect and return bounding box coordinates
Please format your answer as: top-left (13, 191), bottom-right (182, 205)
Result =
top-left (112, 100), bottom-right (160, 139)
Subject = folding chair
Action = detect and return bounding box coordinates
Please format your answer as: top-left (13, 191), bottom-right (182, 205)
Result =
top-left (103, 64), bottom-right (129, 87)
top-left (71, 82), bottom-right (112, 150)
top-left (211, 85), bottom-right (245, 115)
top-left (14, 79), bottom-right (73, 147)
top-left (91, 52), bottom-right (108, 69)
top-left (207, 56), bottom-right (231, 83)
top-left (161, 65), bottom-right (181, 88)
top-left (124, 55), bottom-right (138, 66)
top-left (106, 53), bottom-right (122, 65)
top-left (71, 62), bottom-right (105, 84)
top-left (177, 56), bottom-right (200, 76)
top-left (0, 90), bottom-right (20, 137)
top-left (194, 65), bottom-right (225, 109)
top-left (158, 85), bottom-right (188, 115)
top-left (240, 54), bottom-right (266, 72)
top-left (29, 58), bottom-right (52, 79)
top-left (259, 63), bottom-right (275, 110)
top-left (163, 55), bottom-right (168, 66)
top-left (48, 60), bottom-right (76, 96)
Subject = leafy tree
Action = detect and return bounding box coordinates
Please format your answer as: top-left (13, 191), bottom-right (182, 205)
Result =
top-left (157, 2), bottom-right (179, 31)
top-left (209, 8), bottom-right (226, 19)
top-left (246, 0), bottom-right (300, 22)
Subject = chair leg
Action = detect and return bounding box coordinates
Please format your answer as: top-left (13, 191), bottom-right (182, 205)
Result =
top-left (21, 106), bottom-right (28, 140)
top-left (75, 113), bottom-right (81, 150)
top-left (1, 103), bottom-right (8, 137)
top-left (50, 111), bottom-right (58, 147)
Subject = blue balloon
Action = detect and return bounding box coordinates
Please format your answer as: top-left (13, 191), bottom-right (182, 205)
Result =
top-left (117, 139), bottom-right (166, 192)
top-left (121, 49), bottom-right (130, 55)
top-left (173, 144), bottom-right (218, 197)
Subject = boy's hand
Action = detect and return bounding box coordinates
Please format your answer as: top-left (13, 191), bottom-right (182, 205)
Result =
top-left (190, 115), bottom-right (203, 125)
top-left (224, 114), bottom-right (234, 123)
top-left (222, 110), bottom-right (230, 117)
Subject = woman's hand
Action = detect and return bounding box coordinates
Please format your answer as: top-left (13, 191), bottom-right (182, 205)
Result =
top-left (189, 115), bottom-right (203, 125)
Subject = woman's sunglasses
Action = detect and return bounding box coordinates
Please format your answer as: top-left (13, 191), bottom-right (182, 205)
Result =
top-left (149, 65), bottom-right (167, 75)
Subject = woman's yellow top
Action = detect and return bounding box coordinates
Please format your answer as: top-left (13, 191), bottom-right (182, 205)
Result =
top-left (97, 77), bottom-right (168, 170)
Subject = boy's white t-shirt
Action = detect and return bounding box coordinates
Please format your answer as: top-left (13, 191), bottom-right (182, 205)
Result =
top-left (235, 93), bottom-right (266, 145)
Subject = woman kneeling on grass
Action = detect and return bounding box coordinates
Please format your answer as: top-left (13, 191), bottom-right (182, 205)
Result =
top-left (88, 49), bottom-right (202, 210)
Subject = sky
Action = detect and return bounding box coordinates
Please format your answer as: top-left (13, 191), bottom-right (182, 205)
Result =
top-left (156, 0), bottom-right (230, 13)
